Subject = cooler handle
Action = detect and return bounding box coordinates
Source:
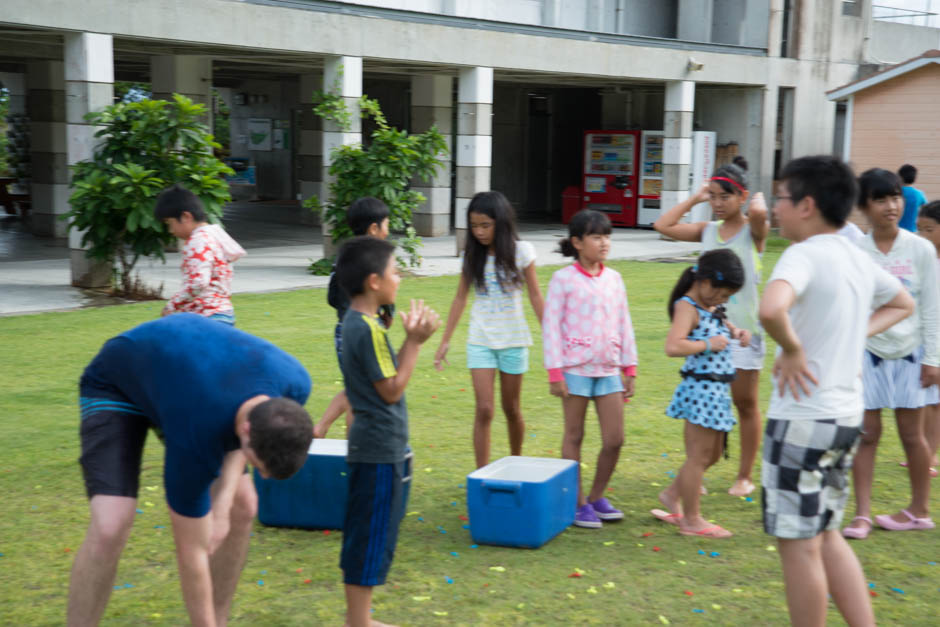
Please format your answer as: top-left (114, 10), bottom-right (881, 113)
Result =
top-left (482, 480), bottom-right (522, 493)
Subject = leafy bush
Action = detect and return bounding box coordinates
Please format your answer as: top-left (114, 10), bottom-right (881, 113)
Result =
top-left (64, 95), bottom-right (233, 294)
top-left (307, 87), bottom-right (448, 273)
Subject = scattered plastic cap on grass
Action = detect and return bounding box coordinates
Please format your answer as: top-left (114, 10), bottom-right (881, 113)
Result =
top-left (446, 577), bottom-right (453, 584)
top-left (711, 604), bottom-right (721, 610)
top-left (450, 551), bottom-right (458, 557)
top-left (868, 582), bottom-right (875, 588)
top-left (766, 545), bottom-right (776, 552)
top-left (661, 453), bottom-right (668, 457)
top-left (412, 596), bottom-right (431, 601)
top-left (698, 550), bottom-right (706, 555)
top-left (658, 615), bottom-right (670, 625)
top-left (417, 517), bottom-right (424, 522)
top-left (745, 497), bottom-right (754, 502)
top-left (489, 566), bottom-right (506, 572)
top-left (257, 580), bottom-right (264, 586)
top-left (678, 560), bottom-right (687, 565)
top-left (693, 608), bottom-right (704, 613)
top-left (433, 611), bottom-right (449, 616)
top-left (732, 588), bottom-right (743, 593)
top-left (462, 524), bottom-right (470, 530)
top-left (891, 588), bottom-right (904, 594)
top-left (603, 541), bottom-right (615, 546)
top-left (470, 544), bottom-right (478, 549)
top-left (603, 582), bottom-right (615, 589)
top-left (135, 509), bottom-right (143, 514)
top-left (709, 552), bottom-right (720, 557)
top-left (450, 501), bottom-right (457, 506)
top-left (566, 593), bottom-right (576, 600)
top-left (587, 586), bottom-right (598, 594)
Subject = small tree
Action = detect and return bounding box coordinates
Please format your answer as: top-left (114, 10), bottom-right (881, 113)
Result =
top-left (307, 89), bottom-right (448, 273)
top-left (65, 95), bottom-right (233, 295)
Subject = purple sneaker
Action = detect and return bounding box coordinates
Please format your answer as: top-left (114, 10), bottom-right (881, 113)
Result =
top-left (574, 503), bottom-right (602, 528)
top-left (590, 497), bottom-right (624, 521)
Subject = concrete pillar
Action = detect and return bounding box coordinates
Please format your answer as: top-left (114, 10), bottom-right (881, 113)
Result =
top-left (455, 67), bottom-right (493, 254)
top-left (26, 60), bottom-right (67, 239)
top-left (321, 55), bottom-right (362, 256)
top-left (759, 84), bottom-right (779, 204)
top-left (678, 0), bottom-right (713, 42)
top-left (662, 80), bottom-right (695, 222)
top-left (410, 75), bottom-right (453, 237)
top-left (542, 0), bottom-right (561, 26)
top-left (297, 72), bottom-right (323, 225)
top-left (65, 32), bottom-right (114, 287)
top-left (151, 55), bottom-right (212, 129)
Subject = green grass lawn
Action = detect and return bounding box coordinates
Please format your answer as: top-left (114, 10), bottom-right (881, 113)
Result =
top-left (1, 239), bottom-right (937, 625)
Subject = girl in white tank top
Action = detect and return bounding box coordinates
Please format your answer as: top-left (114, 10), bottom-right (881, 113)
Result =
top-left (652, 163), bottom-right (769, 498)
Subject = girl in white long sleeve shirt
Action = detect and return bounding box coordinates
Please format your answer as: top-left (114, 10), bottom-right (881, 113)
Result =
top-left (844, 169), bottom-right (939, 539)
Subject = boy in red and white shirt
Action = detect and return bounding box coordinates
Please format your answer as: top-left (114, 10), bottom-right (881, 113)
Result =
top-left (154, 185), bottom-right (245, 324)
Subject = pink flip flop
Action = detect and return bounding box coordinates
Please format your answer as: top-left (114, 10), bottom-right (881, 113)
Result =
top-left (842, 516), bottom-right (872, 540)
top-left (874, 509), bottom-right (936, 531)
top-left (651, 508), bottom-right (683, 526)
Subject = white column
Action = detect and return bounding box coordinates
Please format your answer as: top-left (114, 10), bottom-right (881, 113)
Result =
top-left (662, 80), bottom-right (695, 221)
top-left (26, 60), bottom-right (67, 240)
top-left (151, 55), bottom-right (213, 129)
top-left (455, 67), bottom-right (493, 254)
top-left (297, 72), bottom-right (323, 224)
top-left (65, 32), bottom-right (114, 287)
top-left (410, 75), bottom-right (453, 237)
top-left (321, 55), bottom-right (362, 256)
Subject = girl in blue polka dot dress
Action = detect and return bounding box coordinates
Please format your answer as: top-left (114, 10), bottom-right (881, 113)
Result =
top-left (652, 249), bottom-right (750, 538)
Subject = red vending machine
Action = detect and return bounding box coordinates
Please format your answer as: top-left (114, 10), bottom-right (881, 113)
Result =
top-left (581, 130), bottom-right (640, 226)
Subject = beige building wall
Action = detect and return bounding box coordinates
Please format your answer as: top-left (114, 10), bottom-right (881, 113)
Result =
top-left (850, 64), bottom-right (940, 203)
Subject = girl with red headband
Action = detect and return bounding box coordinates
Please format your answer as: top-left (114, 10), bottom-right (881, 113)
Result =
top-left (653, 162), bottom-right (768, 498)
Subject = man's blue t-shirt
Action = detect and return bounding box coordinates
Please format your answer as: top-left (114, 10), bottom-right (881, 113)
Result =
top-left (901, 186), bottom-right (927, 233)
top-left (80, 314), bottom-right (311, 517)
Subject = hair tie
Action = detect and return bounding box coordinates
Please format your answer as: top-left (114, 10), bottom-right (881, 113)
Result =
top-left (692, 265), bottom-right (698, 272)
top-left (716, 270), bottom-right (724, 281)
top-left (711, 176), bottom-right (746, 193)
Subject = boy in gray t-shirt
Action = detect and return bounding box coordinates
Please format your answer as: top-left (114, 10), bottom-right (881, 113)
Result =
top-left (333, 236), bottom-right (440, 627)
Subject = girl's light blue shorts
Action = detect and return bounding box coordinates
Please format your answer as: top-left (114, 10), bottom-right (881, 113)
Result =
top-left (466, 344), bottom-right (529, 375)
top-left (562, 372), bottom-right (624, 398)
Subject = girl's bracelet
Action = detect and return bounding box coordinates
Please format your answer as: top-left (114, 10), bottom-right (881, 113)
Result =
top-left (702, 338), bottom-right (711, 353)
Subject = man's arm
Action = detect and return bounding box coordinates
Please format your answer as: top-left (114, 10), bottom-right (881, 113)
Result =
top-left (168, 510), bottom-right (215, 627)
top-left (208, 450), bottom-right (248, 553)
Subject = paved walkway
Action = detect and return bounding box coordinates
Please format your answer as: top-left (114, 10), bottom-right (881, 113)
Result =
top-left (0, 203), bottom-right (700, 316)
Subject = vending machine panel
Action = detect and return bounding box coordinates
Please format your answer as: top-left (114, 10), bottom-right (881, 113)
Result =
top-left (582, 130), bottom-right (640, 226)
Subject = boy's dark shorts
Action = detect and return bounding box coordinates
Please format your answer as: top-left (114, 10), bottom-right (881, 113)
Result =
top-left (78, 385), bottom-right (156, 500)
top-left (341, 455), bottom-right (412, 586)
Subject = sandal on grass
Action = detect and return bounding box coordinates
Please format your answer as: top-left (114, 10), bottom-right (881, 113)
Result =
top-left (650, 508), bottom-right (682, 525)
top-left (678, 525), bottom-right (732, 538)
top-left (842, 516), bottom-right (872, 540)
top-left (874, 509), bottom-right (935, 531)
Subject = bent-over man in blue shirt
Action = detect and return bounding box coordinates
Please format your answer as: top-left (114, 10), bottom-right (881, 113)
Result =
top-left (67, 314), bottom-right (313, 626)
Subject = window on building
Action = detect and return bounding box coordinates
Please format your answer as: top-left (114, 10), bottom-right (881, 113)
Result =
top-left (842, 1), bottom-right (863, 17)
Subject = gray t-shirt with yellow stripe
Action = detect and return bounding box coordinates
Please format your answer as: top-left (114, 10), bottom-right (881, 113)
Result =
top-left (340, 310), bottom-right (408, 463)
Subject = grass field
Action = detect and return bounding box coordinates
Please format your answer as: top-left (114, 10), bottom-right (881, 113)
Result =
top-left (1, 239), bottom-right (937, 625)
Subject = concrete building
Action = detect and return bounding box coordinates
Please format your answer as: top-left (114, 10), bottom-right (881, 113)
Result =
top-left (1, 0), bottom-right (939, 284)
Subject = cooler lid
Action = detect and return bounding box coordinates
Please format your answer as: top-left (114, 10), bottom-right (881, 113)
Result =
top-left (467, 456), bottom-right (576, 483)
top-left (308, 438), bottom-right (347, 456)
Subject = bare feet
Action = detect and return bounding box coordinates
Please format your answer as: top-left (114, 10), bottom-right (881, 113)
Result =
top-left (658, 489), bottom-right (682, 516)
top-left (728, 478), bottom-right (755, 497)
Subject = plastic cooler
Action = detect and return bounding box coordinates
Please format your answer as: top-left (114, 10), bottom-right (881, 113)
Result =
top-left (466, 456), bottom-right (578, 548)
top-left (253, 438), bottom-right (348, 529)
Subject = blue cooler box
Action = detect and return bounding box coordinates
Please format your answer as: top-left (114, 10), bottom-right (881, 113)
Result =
top-left (466, 456), bottom-right (578, 548)
top-left (254, 438), bottom-right (348, 529)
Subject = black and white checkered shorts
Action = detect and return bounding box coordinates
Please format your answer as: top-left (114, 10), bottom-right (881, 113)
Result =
top-left (761, 417), bottom-right (862, 539)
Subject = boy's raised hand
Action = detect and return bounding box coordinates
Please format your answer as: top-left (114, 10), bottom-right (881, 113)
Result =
top-left (399, 299), bottom-right (441, 344)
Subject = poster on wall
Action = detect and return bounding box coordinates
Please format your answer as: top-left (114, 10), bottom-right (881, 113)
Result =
top-left (247, 118), bottom-right (272, 151)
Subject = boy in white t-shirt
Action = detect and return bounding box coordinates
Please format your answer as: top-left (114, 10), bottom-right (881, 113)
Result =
top-left (759, 156), bottom-right (914, 627)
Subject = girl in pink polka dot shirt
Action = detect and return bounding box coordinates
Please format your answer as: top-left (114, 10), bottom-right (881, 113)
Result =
top-left (542, 209), bottom-right (637, 528)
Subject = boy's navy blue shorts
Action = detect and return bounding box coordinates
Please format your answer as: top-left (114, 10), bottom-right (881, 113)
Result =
top-left (341, 455), bottom-right (412, 586)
